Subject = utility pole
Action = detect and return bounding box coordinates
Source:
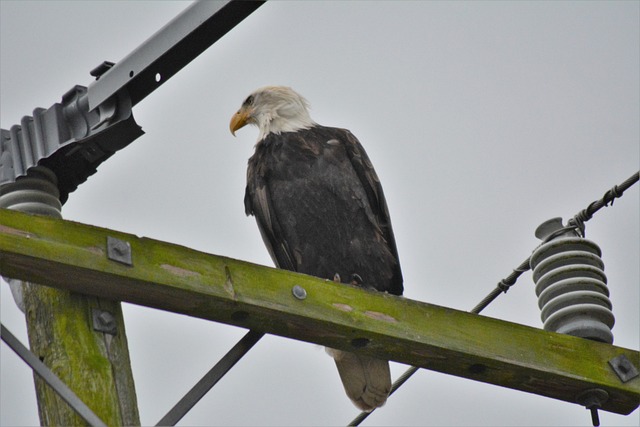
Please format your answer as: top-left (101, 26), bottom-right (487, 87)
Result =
top-left (0, 167), bottom-right (139, 425)
top-left (0, 1), bottom-right (265, 423)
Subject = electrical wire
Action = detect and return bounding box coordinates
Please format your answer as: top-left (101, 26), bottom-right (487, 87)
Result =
top-left (348, 171), bottom-right (639, 426)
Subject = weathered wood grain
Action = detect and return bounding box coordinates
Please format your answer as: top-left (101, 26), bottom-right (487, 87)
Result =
top-left (1, 209), bottom-right (638, 416)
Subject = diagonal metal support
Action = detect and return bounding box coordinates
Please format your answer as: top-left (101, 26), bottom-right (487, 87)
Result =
top-left (156, 329), bottom-right (264, 426)
top-left (0, 323), bottom-right (108, 427)
top-left (1, 0), bottom-right (266, 205)
top-left (88, 0), bottom-right (266, 110)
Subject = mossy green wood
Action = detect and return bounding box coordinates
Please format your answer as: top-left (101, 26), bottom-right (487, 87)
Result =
top-left (19, 284), bottom-right (139, 426)
top-left (1, 208), bottom-right (638, 416)
top-left (3, 213), bottom-right (140, 426)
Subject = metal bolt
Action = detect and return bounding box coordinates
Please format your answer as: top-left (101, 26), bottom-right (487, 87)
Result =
top-left (92, 309), bottom-right (117, 335)
top-left (576, 389), bottom-right (608, 427)
top-left (292, 285), bottom-right (307, 300)
top-left (98, 312), bottom-right (113, 326)
top-left (107, 236), bottom-right (133, 266)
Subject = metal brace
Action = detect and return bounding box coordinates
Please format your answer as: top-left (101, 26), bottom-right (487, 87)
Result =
top-left (1, 323), bottom-right (108, 427)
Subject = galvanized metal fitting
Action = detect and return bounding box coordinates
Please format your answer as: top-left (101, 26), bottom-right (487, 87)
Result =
top-left (92, 309), bottom-right (117, 335)
top-left (608, 354), bottom-right (639, 383)
top-left (292, 285), bottom-right (307, 300)
top-left (107, 236), bottom-right (133, 266)
top-left (576, 388), bottom-right (608, 427)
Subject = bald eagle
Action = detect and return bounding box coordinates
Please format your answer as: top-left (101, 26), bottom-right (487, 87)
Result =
top-left (230, 86), bottom-right (403, 412)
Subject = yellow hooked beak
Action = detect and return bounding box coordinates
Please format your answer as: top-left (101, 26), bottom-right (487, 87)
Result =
top-left (229, 107), bottom-right (252, 136)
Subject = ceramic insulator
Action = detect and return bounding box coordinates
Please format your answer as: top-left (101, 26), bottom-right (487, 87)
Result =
top-left (531, 218), bottom-right (614, 344)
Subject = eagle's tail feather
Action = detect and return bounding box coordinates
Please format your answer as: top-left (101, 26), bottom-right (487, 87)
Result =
top-left (326, 348), bottom-right (391, 412)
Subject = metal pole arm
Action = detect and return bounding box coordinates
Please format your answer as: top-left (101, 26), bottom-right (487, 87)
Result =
top-left (1, 0), bottom-right (265, 204)
top-left (87, 0), bottom-right (266, 110)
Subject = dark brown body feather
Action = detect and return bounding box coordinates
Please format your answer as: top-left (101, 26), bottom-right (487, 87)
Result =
top-left (244, 125), bottom-right (403, 295)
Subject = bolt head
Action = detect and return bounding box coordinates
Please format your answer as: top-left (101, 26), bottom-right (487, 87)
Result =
top-left (92, 309), bottom-right (117, 335)
top-left (292, 285), bottom-right (307, 300)
top-left (98, 312), bottom-right (115, 327)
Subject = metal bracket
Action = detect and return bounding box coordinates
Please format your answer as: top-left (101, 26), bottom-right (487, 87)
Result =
top-left (107, 236), bottom-right (132, 266)
top-left (609, 354), bottom-right (639, 383)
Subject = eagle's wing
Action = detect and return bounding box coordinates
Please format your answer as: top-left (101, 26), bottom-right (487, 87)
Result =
top-left (340, 129), bottom-right (404, 295)
top-left (244, 178), bottom-right (297, 271)
top-left (245, 128), bottom-right (403, 295)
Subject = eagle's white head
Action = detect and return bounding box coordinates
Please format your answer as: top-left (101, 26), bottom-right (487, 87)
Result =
top-left (230, 86), bottom-right (317, 141)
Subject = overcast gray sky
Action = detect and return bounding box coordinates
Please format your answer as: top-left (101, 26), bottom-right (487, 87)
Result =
top-left (1, 1), bottom-right (638, 426)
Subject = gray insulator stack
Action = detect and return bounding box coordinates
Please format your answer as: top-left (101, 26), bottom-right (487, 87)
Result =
top-left (0, 166), bottom-right (62, 313)
top-left (531, 218), bottom-right (614, 343)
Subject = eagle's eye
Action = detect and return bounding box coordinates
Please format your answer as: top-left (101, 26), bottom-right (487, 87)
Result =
top-left (243, 95), bottom-right (254, 106)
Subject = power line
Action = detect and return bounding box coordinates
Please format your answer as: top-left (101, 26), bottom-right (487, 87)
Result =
top-left (349, 171), bottom-right (639, 426)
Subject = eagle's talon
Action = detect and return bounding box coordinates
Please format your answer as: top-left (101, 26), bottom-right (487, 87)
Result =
top-left (350, 273), bottom-right (363, 286)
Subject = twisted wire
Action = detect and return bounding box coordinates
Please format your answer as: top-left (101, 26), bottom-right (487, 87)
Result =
top-left (348, 171), bottom-right (639, 426)
top-left (568, 171), bottom-right (639, 237)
